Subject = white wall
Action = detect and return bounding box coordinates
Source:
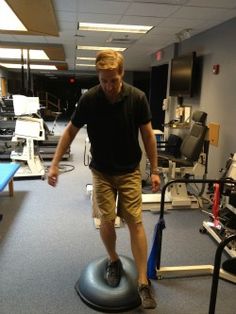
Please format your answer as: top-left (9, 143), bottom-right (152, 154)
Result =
top-left (153, 17), bottom-right (236, 178)
top-left (181, 17), bottom-right (236, 178)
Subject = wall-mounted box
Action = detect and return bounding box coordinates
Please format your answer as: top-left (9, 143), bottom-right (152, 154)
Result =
top-left (208, 123), bottom-right (220, 146)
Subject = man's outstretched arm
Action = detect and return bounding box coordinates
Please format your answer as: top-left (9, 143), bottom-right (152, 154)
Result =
top-left (48, 122), bottom-right (80, 187)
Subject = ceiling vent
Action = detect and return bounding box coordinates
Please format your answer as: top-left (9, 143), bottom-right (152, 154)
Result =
top-left (106, 37), bottom-right (136, 44)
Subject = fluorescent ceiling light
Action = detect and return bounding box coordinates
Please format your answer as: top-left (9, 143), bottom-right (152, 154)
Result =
top-left (27, 50), bottom-right (49, 60)
top-left (78, 22), bottom-right (153, 34)
top-left (0, 63), bottom-right (57, 70)
top-left (76, 63), bottom-right (95, 67)
top-left (0, 48), bottom-right (49, 60)
top-left (77, 45), bottom-right (126, 52)
top-left (0, 0), bottom-right (27, 31)
top-left (29, 64), bottom-right (57, 70)
top-left (77, 57), bottom-right (96, 61)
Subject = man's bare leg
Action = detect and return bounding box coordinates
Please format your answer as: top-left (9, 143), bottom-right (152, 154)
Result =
top-left (127, 222), bottom-right (148, 284)
top-left (127, 221), bottom-right (157, 309)
top-left (100, 219), bottom-right (122, 287)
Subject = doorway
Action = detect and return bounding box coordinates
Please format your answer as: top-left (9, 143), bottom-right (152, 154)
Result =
top-left (149, 64), bottom-right (168, 131)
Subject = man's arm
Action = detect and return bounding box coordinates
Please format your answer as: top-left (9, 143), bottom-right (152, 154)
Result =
top-left (140, 122), bottom-right (160, 192)
top-left (48, 121), bottom-right (80, 187)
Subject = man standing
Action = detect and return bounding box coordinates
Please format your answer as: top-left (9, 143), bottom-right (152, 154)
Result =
top-left (48, 49), bottom-right (160, 309)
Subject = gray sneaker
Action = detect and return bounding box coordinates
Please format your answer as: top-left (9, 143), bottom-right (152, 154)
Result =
top-left (105, 259), bottom-right (122, 287)
top-left (138, 283), bottom-right (157, 309)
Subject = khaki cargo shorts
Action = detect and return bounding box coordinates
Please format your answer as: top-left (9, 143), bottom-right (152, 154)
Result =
top-left (91, 168), bottom-right (142, 223)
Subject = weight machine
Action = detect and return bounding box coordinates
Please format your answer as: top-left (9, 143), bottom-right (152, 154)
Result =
top-left (147, 178), bottom-right (236, 284)
top-left (10, 116), bottom-right (45, 179)
top-left (142, 110), bottom-right (209, 211)
top-left (201, 153), bottom-right (236, 258)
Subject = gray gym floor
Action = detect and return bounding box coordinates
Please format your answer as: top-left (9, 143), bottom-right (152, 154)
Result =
top-left (0, 121), bottom-right (235, 314)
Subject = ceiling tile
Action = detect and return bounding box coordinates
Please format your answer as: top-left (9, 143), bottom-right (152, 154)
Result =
top-left (1, 0), bottom-right (235, 75)
top-left (77, 13), bottom-right (121, 24)
top-left (173, 6), bottom-right (236, 21)
top-left (76, 0), bottom-right (130, 14)
top-left (187, 0), bottom-right (236, 9)
top-left (125, 3), bottom-right (179, 17)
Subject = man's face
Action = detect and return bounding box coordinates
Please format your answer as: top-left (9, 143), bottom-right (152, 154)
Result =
top-left (98, 69), bottom-right (123, 101)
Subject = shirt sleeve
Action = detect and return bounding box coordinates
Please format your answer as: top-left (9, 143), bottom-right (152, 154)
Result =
top-left (70, 94), bottom-right (88, 128)
top-left (137, 91), bottom-right (152, 126)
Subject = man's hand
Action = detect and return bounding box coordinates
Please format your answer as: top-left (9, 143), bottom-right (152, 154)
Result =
top-left (47, 165), bottom-right (59, 187)
top-left (151, 173), bottom-right (161, 193)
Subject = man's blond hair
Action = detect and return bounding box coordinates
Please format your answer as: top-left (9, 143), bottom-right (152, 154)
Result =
top-left (95, 49), bottom-right (124, 75)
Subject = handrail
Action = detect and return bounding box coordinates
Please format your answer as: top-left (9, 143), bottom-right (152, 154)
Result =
top-left (37, 91), bottom-right (61, 112)
top-left (149, 177), bottom-right (236, 314)
top-left (209, 234), bottom-right (236, 314)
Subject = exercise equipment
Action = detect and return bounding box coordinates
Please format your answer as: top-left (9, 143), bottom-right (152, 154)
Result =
top-left (1, 96), bottom-right (45, 178)
top-left (142, 110), bottom-right (209, 211)
top-left (201, 153), bottom-right (236, 258)
top-left (147, 178), bottom-right (236, 284)
top-left (1, 95), bottom-right (70, 167)
top-left (0, 97), bottom-right (15, 117)
top-left (209, 234), bottom-right (236, 314)
top-left (75, 255), bottom-right (141, 312)
top-left (10, 116), bottom-right (45, 178)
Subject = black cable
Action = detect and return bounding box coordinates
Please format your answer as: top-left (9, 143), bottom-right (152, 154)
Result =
top-left (58, 164), bottom-right (75, 173)
top-left (44, 163), bottom-right (75, 174)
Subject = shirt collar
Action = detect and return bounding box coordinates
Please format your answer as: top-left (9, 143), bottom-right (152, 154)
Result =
top-left (97, 82), bottom-right (129, 103)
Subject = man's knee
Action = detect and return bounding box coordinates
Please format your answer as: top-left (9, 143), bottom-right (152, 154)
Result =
top-left (100, 218), bottom-right (116, 228)
top-left (127, 221), bottom-right (144, 232)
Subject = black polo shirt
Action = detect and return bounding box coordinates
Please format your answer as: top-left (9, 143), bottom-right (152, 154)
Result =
top-left (71, 82), bottom-right (152, 175)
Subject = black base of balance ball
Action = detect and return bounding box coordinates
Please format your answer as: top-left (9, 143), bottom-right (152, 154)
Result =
top-left (75, 255), bottom-right (141, 312)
